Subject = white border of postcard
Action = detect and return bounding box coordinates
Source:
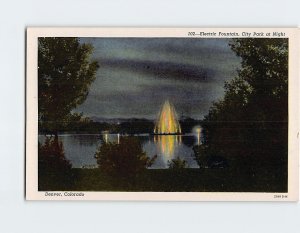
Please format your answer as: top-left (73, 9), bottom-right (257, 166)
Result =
top-left (26, 27), bottom-right (299, 201)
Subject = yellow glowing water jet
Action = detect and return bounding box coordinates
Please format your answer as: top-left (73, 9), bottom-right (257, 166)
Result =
top-left (154, 100), bottom-right (181, 134)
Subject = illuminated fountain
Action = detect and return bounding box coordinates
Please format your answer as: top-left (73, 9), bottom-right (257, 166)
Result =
top-left (153, 100), bottom-right (182, 135)
top-left (152, 101), bottom-right (182, 166)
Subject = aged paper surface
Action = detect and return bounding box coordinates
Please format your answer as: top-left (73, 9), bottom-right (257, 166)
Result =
top-left (26, 28), bottom-right (299, 201)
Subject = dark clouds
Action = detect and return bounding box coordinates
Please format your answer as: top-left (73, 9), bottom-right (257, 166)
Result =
top-left (75, 38), bottom-right (241, 119)
top-left (99, 58), bottom-right (214, 82)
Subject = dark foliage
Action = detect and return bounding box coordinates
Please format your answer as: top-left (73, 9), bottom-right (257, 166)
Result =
top-left (180, 117), bottom-right (201, 133)
top-left (168, 157), bottom-right (187, 170)
top-left (118, 119), bottom-right (154, 134)
top-left (39, 116), bottom-right (203, 135)
top-left (193, 145), bottom-right (228, 169)
top-left (38, 37), bottom-right (99, 134)
top-left (201, 38), bottom-right (288, 191)
top-left (193, 144), bottom-right (214, 168)
top-left (70, 166), bottom-right (287, 192)
top-left (38, 136), bottom-right (75, 190)
top-left (95, 137), bottom-right (157, 178)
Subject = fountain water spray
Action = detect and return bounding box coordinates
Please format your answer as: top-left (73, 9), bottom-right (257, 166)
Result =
top-left (154, 100), bottom-right (182, 135)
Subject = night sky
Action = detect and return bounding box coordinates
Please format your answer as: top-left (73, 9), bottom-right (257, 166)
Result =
top-left (75, 38), bottom-right (241, 120)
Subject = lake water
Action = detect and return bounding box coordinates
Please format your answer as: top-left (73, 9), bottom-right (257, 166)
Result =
top-left (38, 133), bottom-right (203, 169)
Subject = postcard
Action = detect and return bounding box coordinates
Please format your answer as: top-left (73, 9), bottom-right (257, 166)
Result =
top-left (26, 28), bottom-right (299, 201)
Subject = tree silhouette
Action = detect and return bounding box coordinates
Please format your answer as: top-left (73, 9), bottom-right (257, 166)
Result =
top-left (38, 136), bottom-right (74, 190)
top-left (202, 38), bottom-right (288, 158)
top-left (95, 137), bottom-right (157, 178)
top-left (38, 37), bottom-right (99, 134)
top-left (168, 157), bottom-right (187, 170)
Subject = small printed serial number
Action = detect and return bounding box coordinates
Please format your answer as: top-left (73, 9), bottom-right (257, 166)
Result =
top-left (274, 194), bottom-right (288, 199)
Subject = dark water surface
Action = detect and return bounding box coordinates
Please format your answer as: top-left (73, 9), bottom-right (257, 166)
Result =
top-left (39, 133), bottom-right (203, 169)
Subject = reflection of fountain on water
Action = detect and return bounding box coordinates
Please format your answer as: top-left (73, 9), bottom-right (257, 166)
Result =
top-left (154, 135), bottom-right (182, 166)
top-left (95, 106), bottom-right (201, 168)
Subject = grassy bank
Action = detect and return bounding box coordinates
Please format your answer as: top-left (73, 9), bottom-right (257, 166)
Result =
top-left (39, 155), bottom-right (287, 192)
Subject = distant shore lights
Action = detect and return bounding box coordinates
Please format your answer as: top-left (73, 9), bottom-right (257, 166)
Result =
top-left (192, 125), bottom-right (202, 145)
